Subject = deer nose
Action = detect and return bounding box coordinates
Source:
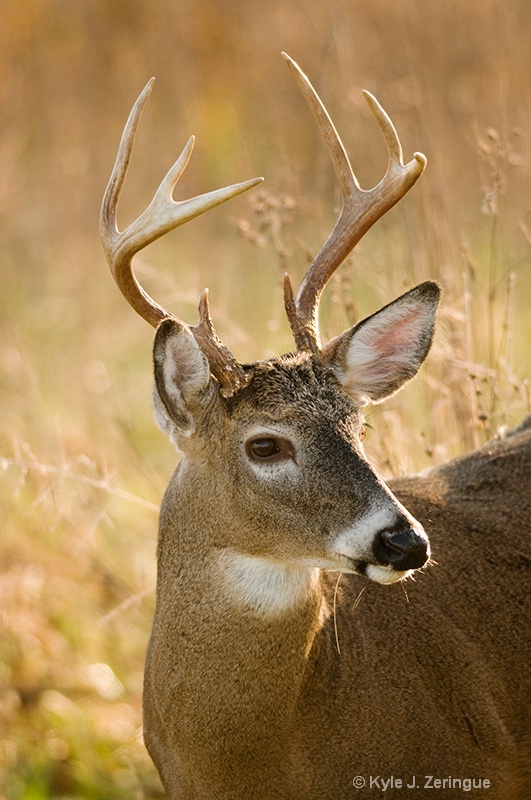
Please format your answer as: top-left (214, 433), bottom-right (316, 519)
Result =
top-left (374, 526), bottom-right (429, 571)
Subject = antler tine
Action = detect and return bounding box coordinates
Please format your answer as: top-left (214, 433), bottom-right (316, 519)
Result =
top-left (281, 53), bottom-right (427, 352)
top-left (195, 289), bottom-right (251, 396)
top-left (281, 53), bottom-right (359, 203)
top-left (100, 78), bottom-right (263, 396)
top-left (362, 90), bottom-right (403, 169)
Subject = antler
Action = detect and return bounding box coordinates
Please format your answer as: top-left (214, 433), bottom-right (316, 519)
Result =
top-left (100, 78), bottom-right (263, 396)
top-left (281, 53), bottom-right (427, 352)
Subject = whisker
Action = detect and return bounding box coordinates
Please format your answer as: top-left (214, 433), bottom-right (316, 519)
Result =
top-left (353, 585), bottom-right (366, 609)
top-left (333, 573), bottom-right (342, 655)
top-left (400, 581), bottom-right (410, 603)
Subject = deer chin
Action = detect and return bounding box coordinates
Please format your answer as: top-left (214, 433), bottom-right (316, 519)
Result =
top-left (364, 563), bottom-right (412, 585)
top-left (333, 557), bottom-right (414, 584)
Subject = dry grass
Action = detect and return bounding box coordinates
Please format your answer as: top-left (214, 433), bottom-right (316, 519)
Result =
top-left (1, 1), bottom-right (530, 796)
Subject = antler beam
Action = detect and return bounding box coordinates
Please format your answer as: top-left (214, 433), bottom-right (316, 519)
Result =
top-left (281, 53), bottom-right (427, 352)
top-left (100, 78), bottom-right (263, 396)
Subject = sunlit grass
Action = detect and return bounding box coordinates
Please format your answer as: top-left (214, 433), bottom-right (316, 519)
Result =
top-left (0, 439), bottom-right (163, 797)
top-left (1, 0), bottom-right (531, 796)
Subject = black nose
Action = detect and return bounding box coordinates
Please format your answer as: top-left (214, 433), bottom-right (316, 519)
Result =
top-left (374, 526), bottom-right (429, 571)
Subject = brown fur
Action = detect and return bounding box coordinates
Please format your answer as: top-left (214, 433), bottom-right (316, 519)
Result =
top-left (144, 348), bottom-right (531, 798)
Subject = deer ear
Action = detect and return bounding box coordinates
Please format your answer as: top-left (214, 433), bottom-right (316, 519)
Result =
top-left (153, 318), bottom-right (214, 442)
top-left (322, 282), bottom-right (440, 405)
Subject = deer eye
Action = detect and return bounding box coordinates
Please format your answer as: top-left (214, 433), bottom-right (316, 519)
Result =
top-left (249, 438), bottom-right (279, 458)
top-left (245, 436), bottom-right (295, 464)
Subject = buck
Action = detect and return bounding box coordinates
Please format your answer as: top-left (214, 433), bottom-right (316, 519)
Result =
top-left (101, 55), bottom-right (531, 799)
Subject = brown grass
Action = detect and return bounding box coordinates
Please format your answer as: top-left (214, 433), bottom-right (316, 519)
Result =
top-left (1, 1), bottom-right (530, 796)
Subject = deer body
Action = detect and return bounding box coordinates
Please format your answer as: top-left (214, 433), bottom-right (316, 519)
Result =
top-left (100, 54), bottom-right (531, 799)
top-left (143, 365), bottom-right (530, 799)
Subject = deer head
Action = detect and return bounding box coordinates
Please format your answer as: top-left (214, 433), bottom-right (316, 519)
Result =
top-left (100, 54), bottom-right (439, 592)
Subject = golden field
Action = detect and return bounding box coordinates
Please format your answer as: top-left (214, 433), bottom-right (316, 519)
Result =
top-left (1, 1), bottom-right (530, 796)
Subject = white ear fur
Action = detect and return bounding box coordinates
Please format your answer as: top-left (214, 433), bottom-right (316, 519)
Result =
top-left (325, 282), bottom-right (440, 405)
top-left (153, 319), bottom-right (213, 443)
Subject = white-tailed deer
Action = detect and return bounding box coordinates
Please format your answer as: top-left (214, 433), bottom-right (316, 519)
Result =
top-left (101, 54), bottom-right (531, 799)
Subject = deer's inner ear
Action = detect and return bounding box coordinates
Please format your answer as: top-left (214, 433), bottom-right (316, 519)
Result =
top-left (322, 282), bottom-right (440, 405)
top-left (152, 319), bottom-right (214, 441)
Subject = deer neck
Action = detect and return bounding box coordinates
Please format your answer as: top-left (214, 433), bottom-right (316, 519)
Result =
top-left (147, 466), bottom-right (330, 782)
top-left (154, 483), bottom-right (328, 652)
top-left (155, 458), bottom-right (328, 632)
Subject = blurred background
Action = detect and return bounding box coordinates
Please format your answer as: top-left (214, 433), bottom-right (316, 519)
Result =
top-left (1, 0), bottom-right (530, 796)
